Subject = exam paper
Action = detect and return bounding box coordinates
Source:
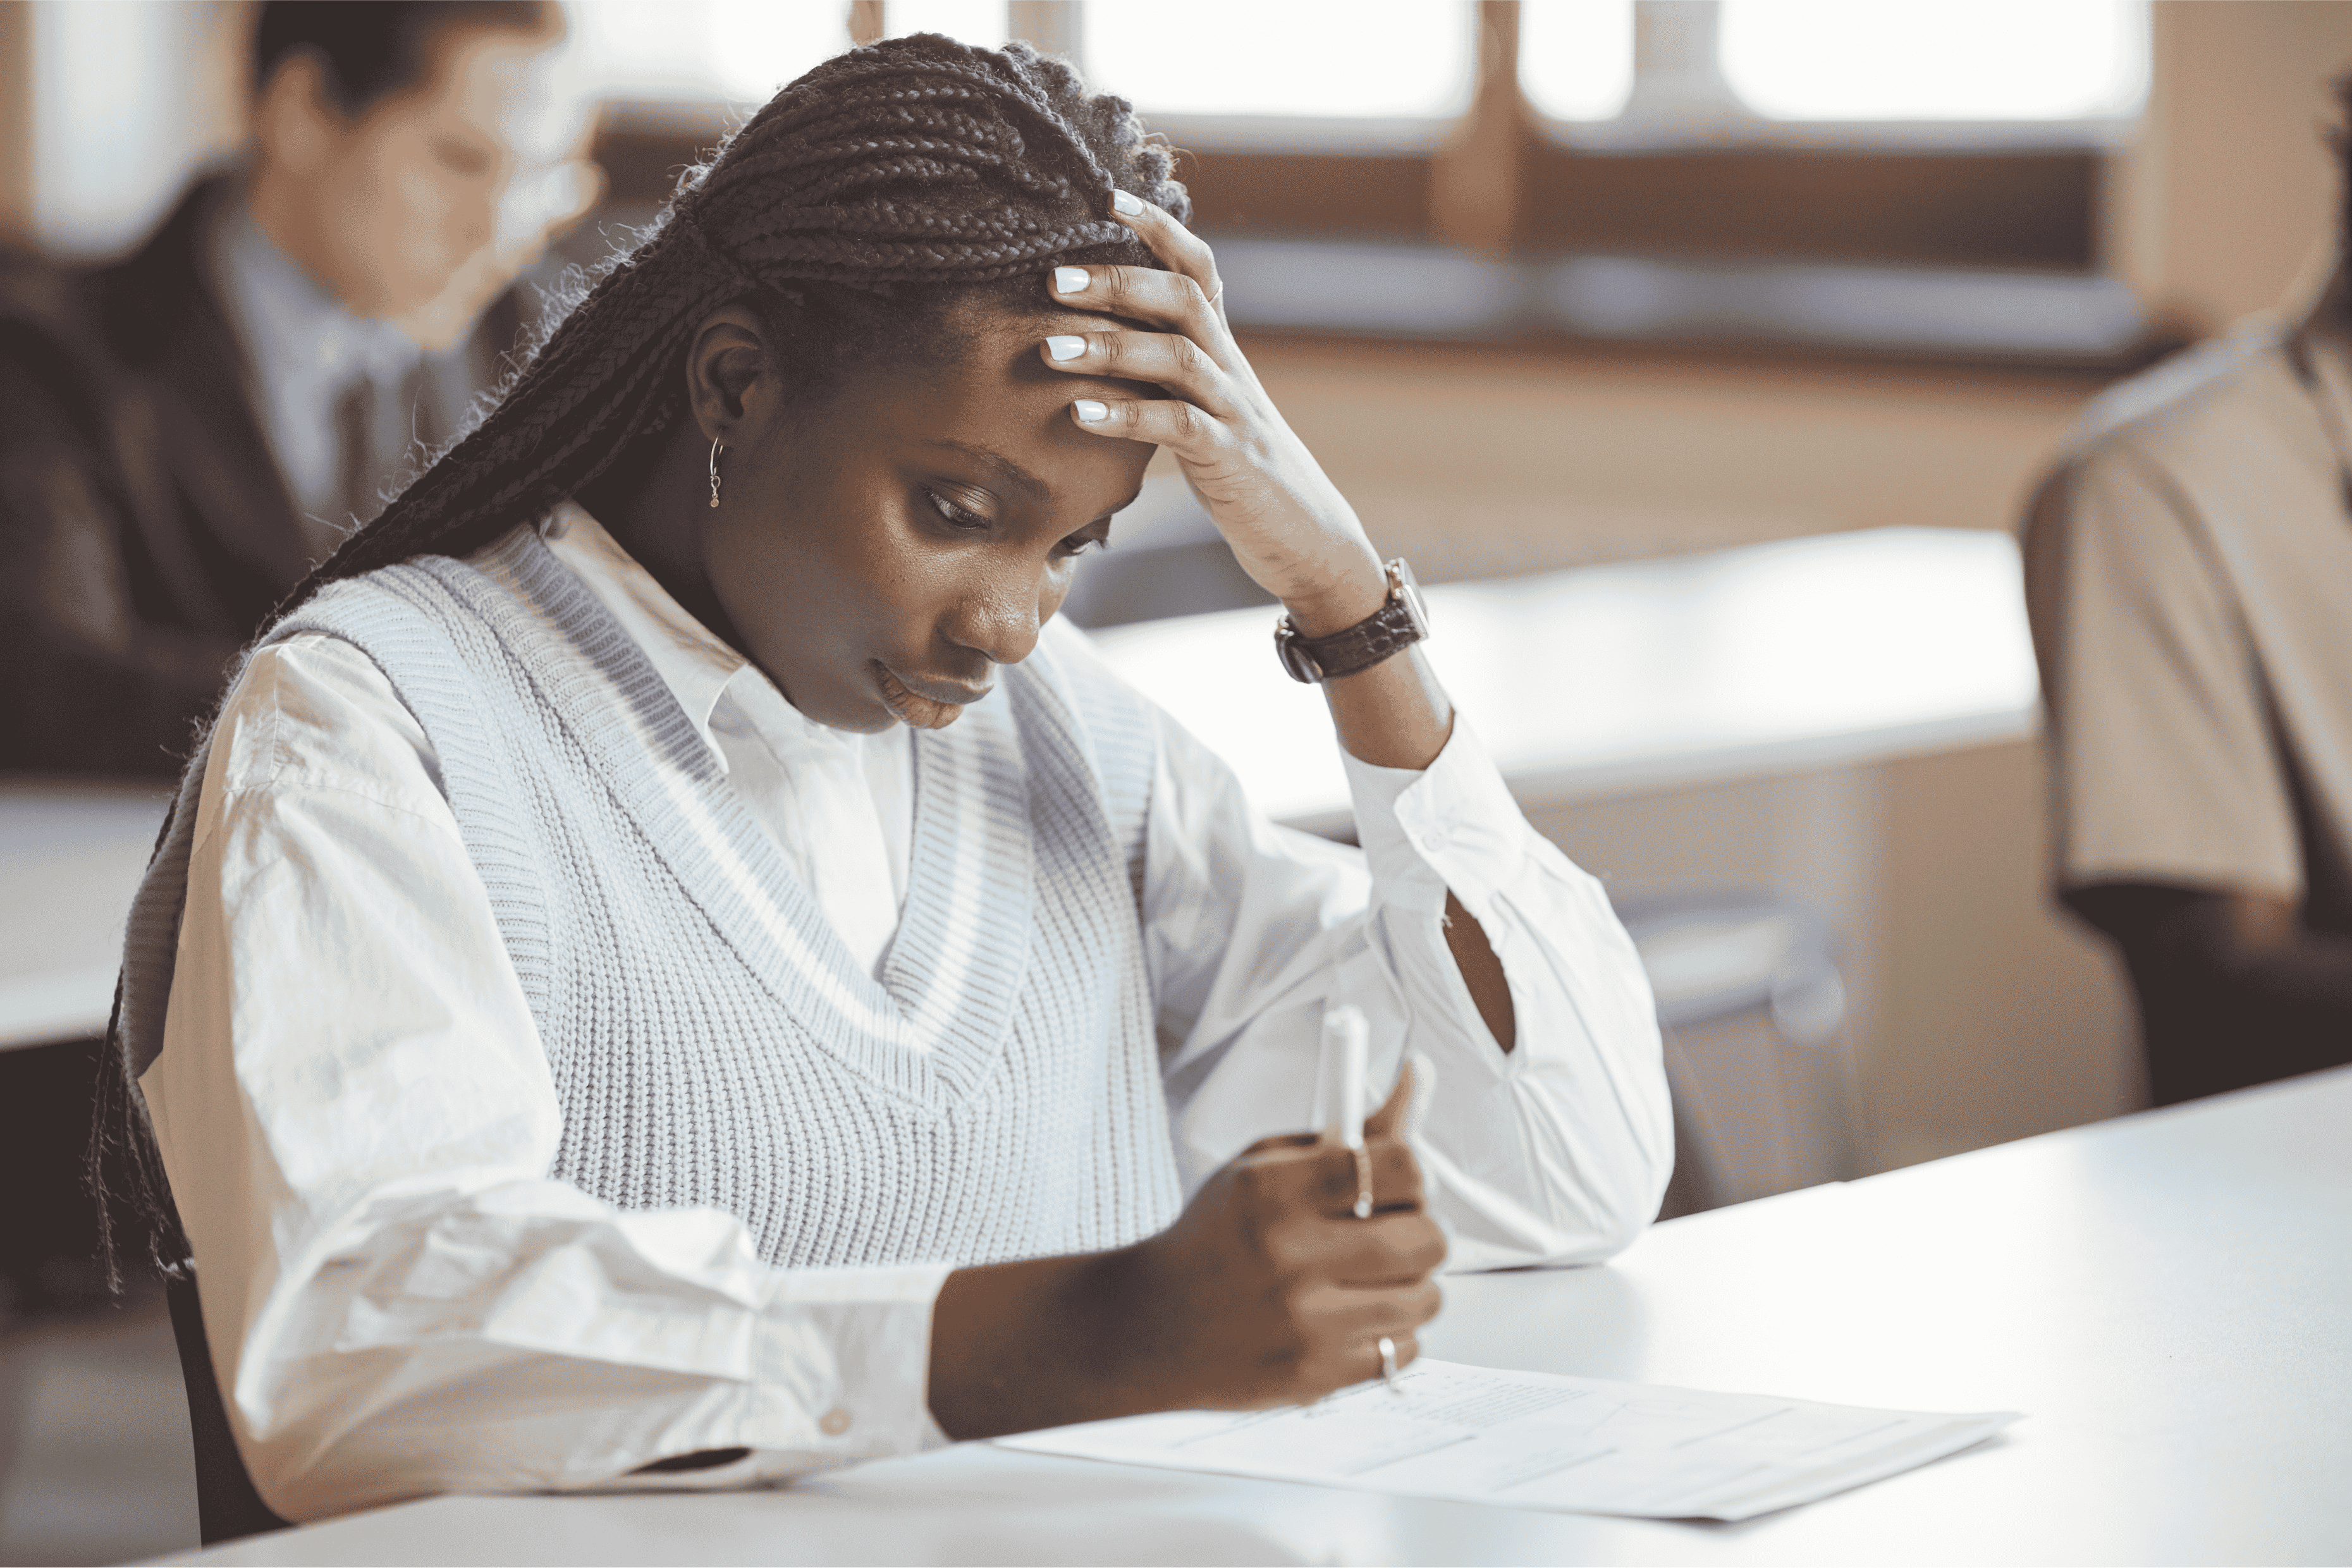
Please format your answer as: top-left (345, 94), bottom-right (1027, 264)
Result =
top-left (996, 1359), bottom-right (2019, 1522)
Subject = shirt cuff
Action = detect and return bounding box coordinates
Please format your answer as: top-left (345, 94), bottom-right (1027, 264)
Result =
top-left (1341, 716), bottom-right (1528, 921)
top-left (751, 1260), bottom-right (957, 1462)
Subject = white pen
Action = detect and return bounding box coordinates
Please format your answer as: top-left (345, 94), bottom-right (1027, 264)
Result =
top-left (1321, 1006), bottom-right (1400, 1393)
top-left (1321, 1005), bottom-right (1372, 1219)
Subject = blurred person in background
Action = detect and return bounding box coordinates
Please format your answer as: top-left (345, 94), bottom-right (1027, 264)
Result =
top-left (2023, 83), bottom-right (2352, 1108)
top-left (0, 0), bottom-right (596, 775)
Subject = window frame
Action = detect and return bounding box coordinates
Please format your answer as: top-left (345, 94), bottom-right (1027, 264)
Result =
top-left (577, 0), bottom-right (2160, 370)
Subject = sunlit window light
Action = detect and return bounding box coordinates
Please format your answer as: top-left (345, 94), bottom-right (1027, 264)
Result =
top-left (1082, 0), bottom-right (1473, 119)
top-left (887, 0), bottom-right (1008, 46)
top-left (563, 1), bottom-right (850, 105)
top-left (1718, 0), bottom-right (2148, 122)
top-left (1519, 0), bottom-right (1635, 123)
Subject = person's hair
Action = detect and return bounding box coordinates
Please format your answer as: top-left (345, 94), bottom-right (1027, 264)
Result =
top-left (90, 32), bottom-right (1188, 1287)
top-left (252, 0), bottom-right (554, 118)
top-left (292, 31), bottom-right (1188, 606)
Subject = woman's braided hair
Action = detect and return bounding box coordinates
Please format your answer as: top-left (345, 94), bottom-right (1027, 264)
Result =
top-left (295, 31), bottom-right (1188, 605)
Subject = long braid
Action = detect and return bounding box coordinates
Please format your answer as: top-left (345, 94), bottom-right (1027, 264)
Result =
top-left (294, 33), bottom-right (1187, 602)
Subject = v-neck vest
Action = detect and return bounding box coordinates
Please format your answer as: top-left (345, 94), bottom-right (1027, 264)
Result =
top-left (122, 527), bottom-right (1183, 1269)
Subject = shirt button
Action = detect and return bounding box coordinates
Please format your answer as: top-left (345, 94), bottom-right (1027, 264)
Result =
top-left (819, 1407), bottom-right (853, 1436)
top-left (1420, 831), bottom-right (1446, 853)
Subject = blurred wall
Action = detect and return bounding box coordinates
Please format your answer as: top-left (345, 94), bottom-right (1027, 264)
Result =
top-left (1, 1), bottom-right (31, 242)
top-left (1246, 342), bottom-right (2088, 579)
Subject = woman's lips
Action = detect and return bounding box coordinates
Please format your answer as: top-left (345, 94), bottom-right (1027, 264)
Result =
top-left (874, 664), bottom-right (981, 730)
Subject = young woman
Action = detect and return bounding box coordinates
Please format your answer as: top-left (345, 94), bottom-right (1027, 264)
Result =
top-left (109, 34), bottom-right (1670, 1528)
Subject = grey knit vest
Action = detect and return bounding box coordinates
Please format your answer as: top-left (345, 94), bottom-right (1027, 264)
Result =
top-left (119, 528), bottom-right (1184, 1268)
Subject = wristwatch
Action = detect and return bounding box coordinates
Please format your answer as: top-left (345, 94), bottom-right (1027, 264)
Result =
top-left (1273, 558), bottom-right (1431, 683)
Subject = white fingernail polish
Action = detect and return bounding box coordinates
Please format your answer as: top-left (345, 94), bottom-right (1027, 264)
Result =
top-left (1072, 400), bottom-right (1110, 423)
top-left (1112, 190), bottom-right (1144, 216)
top-left (1053, 266), bottom-right (1089, 294)
top-left (1046, 334), bottom-right (1086, 362)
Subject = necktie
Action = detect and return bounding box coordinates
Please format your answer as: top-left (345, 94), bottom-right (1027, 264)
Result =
top-left (317, 373), bottom-right (379, 562)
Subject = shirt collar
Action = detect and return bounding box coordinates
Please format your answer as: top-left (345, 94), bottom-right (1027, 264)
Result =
top-left (536, 501), bottom-right (854, 775)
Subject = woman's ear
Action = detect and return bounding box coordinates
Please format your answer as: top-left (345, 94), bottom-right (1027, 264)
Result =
top-left (685, 305), bottom-right (776, 447)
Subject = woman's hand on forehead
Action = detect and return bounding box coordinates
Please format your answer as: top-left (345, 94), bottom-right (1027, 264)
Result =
top-left (1039, 194), bottom-right (1390, 639)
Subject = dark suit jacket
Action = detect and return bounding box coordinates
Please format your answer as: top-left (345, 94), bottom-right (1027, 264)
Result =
top-left (0, 175), bottom-right (527, 775)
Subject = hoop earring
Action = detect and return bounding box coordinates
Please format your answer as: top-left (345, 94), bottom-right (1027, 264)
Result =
top-left (707, 440), bottom-right (725, 509)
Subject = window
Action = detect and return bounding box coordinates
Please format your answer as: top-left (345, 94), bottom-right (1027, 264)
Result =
top-left (1082, 0), bottom-right (1473, 134)
top-left (565, 0), bottom-right (849, 106)
top-left (29, 0), bottom-right (243, 255)
top-left (1520, 0), bottom-right (1636, 123)
top-left (884, 0), bottom-right (1008, 46)
top-left (565, 0), bottom-right (2164, 368)
top-left (1717, 0), bottom-right (2147, 124)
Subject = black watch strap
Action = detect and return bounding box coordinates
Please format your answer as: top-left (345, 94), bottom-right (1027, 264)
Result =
top-left (1274, 559), bottom-right (1431, 684)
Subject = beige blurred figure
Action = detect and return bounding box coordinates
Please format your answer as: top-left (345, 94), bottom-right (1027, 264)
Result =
top-left (2023, 83), bottom-right (2352, 1108)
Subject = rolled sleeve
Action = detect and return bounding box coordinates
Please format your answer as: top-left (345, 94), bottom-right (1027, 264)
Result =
top-left (1151, 707), bottom-right (1672, 1272)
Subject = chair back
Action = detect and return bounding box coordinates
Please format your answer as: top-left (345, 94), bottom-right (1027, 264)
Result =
top-left (162, 1270), bottom-right (291, 1545)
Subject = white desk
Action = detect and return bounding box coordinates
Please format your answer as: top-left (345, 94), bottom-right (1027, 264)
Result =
top-left (1093, 525), bottom-right (2038, 828)
top-left (0, 781), bottom-right (168, 1051)
top-left (170, 1066), bottom-right (2352, 1566)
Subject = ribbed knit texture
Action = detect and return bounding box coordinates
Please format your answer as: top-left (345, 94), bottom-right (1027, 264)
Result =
top-left (119, 527), bottom-right (1182, 1268)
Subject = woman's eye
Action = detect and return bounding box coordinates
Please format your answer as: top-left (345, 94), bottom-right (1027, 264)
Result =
top-left (923, 488), bottom-right (991, 530)
top-left (1055, 532), bottom-right (1110, 559)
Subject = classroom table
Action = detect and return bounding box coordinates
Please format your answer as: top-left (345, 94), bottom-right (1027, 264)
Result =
top-left (0, 779), bottom-right (167, 1051)
top-left (1091, 524), bottom-right (2037, 830)
top-left (168, 1064), bottom-right (2352, 1567)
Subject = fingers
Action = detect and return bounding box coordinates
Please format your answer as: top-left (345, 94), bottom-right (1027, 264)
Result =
top-left (1051, 260), bottom-right (1225, 340)
top-left (1316, 1137), bottom-right (1423, 1218)
top-left (1067, 393), bottom-right (1230, 458)
top-left (1361, 1059), bottom-right (1418, 1141)
top-left (1244, 1132), bottom-right (1320, 1155)
top-left (1046, 195), bottom-right (1251, 450)
top-left (1313, 1210), bottom-right (1449, 1285)
top-left (1105, 189), bottom-right (1226, 317)
top-left (1040, 329), bottom-right (1239, 419)
top-left (1289, 1303), bottom-right (1434, 1401)
top-left (1294, 1277), bottom-right (1443, 1342)
top-left (1240, 1134), bottom-right (1426, 1218)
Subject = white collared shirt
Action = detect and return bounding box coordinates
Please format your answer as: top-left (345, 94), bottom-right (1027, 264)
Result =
top-left (140, 512), bottom-right (1672, 1522)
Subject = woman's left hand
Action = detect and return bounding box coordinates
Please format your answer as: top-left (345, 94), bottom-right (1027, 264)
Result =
top-left (1041, 193), bottom-right (1388, 637)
